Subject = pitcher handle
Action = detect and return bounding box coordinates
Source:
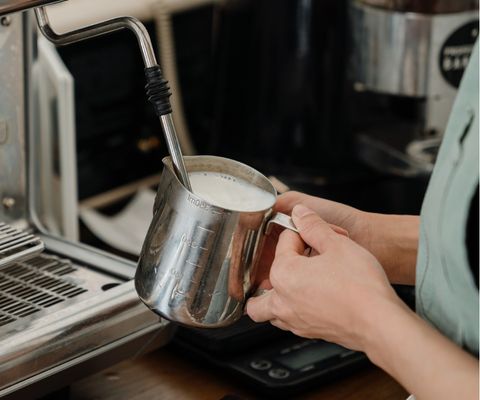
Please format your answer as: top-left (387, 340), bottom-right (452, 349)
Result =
top-left (265, 212), bottom-right (298, 235)
top-left (265, 212), bottom-right (350, 237)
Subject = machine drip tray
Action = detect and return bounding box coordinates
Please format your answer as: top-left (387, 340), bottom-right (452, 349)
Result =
top-left (0, 234), bottom-right (170, 400)
top-left (0, 223), bottom-right (44, 269)
top-left (0, 253), bottom-right (119, 328)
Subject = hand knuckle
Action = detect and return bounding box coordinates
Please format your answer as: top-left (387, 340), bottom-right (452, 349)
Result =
top-left (285, 190), bottom-right (301, 199)
top-left (277, 191), bottom-right (301, 208)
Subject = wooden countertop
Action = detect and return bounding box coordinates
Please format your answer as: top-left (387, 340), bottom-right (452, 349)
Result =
top-left (70, 346), bottom-right (408, 400)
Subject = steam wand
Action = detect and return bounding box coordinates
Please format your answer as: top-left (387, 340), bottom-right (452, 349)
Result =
top-left (34, 7), bottom-right (192, 191)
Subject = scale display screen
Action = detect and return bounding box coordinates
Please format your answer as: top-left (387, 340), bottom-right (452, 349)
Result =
top-left (274, 342), bottom-right (343, 370)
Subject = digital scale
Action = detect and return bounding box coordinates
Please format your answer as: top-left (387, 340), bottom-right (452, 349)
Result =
top-left (173, 285), bottom-right (414, 396)
top-left (173, 317), bottom-right (368, 397)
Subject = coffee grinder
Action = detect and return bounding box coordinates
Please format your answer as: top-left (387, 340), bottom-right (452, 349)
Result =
top-left (350, 0), bottom-right (479, 176)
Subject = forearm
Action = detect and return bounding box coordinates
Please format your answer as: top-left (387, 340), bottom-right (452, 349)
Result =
top-left (359, 213), bottom-right (419, 285)
top-left (363, 300), bottom-right (479, 400)
top-left (276, 192), bottom-right (420, 284)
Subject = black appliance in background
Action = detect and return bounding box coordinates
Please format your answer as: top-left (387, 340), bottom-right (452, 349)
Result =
top-left (210, 0), bottom-right (478, 180)
top-left (56, 6), bottom-right (214, 200)
top-left (210, 0), bottom-right (352, 176)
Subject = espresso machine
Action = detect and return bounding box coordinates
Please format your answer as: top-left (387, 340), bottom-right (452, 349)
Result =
top-left (0, 2), bottom-right (175, 398)
top-left (350, 0), bottom-right (479, 176)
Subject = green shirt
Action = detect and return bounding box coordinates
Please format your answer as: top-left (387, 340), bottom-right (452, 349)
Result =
top-left (416, 42), bottom-right (479, 356)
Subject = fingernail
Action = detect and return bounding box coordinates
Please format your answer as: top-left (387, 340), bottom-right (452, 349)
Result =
top-left (293, 204), bottom-right (314, 218)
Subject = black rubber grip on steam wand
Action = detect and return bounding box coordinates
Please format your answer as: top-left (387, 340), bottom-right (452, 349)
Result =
top-left (145, 65), bottom-right (172, 116)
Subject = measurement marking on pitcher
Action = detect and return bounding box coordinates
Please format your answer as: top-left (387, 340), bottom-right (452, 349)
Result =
top-left (187, 194), bottom-right (212, 211)
top-left (169, 269), bottom-right (183, 278)
top-left (197, 226), bottom-right (214, 234)
top-left (181, 224), bottom-right (214, 252)
top-left (187, 194), bottom-right (225, 216)
top-left (186, 260), bottom-right (203, 269)
top-left (181, 234), bottom-right (209, 251)
top-left (174, 287), bottom-right (192, 296)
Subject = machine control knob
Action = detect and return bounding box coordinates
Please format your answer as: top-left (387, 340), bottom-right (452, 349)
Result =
top-left (250, 359), bottom-right (272, 371)
top-left (268, 368), bottom-right (290, 379)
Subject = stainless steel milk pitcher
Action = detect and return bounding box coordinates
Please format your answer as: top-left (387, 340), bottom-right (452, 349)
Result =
top-left (135, 156), bottom-right (297, 328)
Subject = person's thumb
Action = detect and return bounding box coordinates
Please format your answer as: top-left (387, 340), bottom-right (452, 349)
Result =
top-left (292, 204), bottom-right (336, 254)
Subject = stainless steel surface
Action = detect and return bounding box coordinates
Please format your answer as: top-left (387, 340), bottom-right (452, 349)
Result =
top-left (34, 7), bottom-right (157, 68)
top-left (0, 253), bottom-right (107, 327)
top-left (33, 37), bottom-right (79, 240)
top-left (351, 2), bottom-right (477, 103)
top-left (0, 235), bottom-right (170, 395)
top-left (3, 323), bottom-right (172, 400)
top-left (0, 0), bottom-right (63, 17)
top-left (266, 212), bottom-right (298, 235)
top-left (0, 13), bottom-right (27, 223)
top-left (0, 222), bottom-right (44, 268)
top-left (351, 0), bottom-right (478, 176)
top-left (136, 156), bottom-right (297, 328)
top-left (34, 6), bottom-right (191, 192)
top-left (350, 1), bottom-right (431, 97)
top-left (41, 233), bottom-right (140, 280)
top-left (0, 10), bottom-right (172, 397)
top-left (160, 114), bottom-right (192, 191)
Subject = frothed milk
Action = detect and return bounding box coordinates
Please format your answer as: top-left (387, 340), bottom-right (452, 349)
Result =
top-left (189, 171), bottom-right (275, 211)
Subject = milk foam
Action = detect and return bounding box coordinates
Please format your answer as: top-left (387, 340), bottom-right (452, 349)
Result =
top-left (189, 171), bottom-right (275, 211)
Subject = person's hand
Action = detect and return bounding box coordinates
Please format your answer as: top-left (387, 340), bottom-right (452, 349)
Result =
top-left (259, 191), bottom-right (419, 285)
top-left (247, 204), bottom-right (404, 351)
top-left (249, 204), bottom-right (479, 400)
top-left (255, 199), bottom-right (349, 289)
top-left (254, 191), bottom-right (370, 288)
top-left (275, 191), bottom-right (366, 236)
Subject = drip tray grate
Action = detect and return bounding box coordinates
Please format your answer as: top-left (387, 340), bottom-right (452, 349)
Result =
top-left (0, 223), bottom-right (44, 268)
top-left (0, 254), bottom-right (89, 327)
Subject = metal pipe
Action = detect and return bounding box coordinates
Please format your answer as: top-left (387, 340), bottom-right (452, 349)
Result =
top-left (34, 6), bottom-right (192, 191)
top-left (160, 114), bottom-right (191, 190)
top-left (0, 0), bottom-right (64, 17)
top-left (34, 7), bottom-right (157, 68)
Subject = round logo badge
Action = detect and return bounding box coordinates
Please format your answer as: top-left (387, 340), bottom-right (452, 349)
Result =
top-left (439, 20), bottom-right (479, 88)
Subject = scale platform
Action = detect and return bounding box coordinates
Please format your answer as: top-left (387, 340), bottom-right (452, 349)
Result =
top-left (173, 316), bottom-right (368, 397)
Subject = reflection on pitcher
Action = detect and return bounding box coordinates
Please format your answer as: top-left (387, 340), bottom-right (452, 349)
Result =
top-left (135, 155), bottom-right (298, 328)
